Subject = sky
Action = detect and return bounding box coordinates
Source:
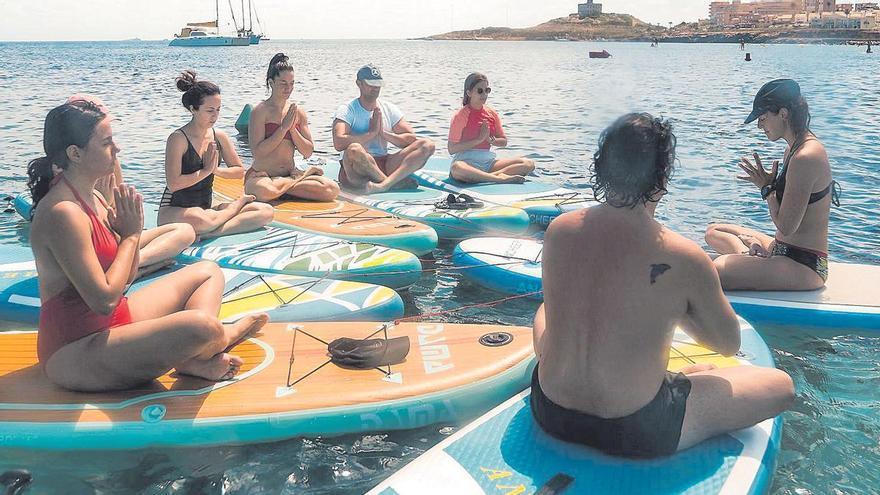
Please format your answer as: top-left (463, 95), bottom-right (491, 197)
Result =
top-left (0, 0), bottom-right (711, 41)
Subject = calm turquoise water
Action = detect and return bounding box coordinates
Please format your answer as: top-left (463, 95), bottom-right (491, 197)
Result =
top-left (0, 40), bottom-right (878, 494)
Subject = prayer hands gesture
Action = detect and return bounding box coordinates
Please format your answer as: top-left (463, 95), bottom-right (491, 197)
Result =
top-left (203, 142), bottom-right (220, 174)
top-left (107, 179), bottom-right (143, 239)
top-left (737, 152), bottom-right (778, 189)
top-left (370, 107), bottom-right (383, 137)
top-left (282, 103), bottom-right (299, 130)
top-left (478, 120), bottom-right (490, 143)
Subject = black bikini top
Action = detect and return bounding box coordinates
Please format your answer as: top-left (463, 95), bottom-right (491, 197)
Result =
top-left (774, 135), bottom-right (840, 207)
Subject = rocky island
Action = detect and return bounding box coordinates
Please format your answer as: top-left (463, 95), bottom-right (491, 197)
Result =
top-left (425, 12), bottom-right (880, 45)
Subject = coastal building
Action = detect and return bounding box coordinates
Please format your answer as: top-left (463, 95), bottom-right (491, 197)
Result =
top-left (710, 1), bottom-right (806, 26)
top-left (578, 1), bottom-right (602, 18)
top-left (809, 10), bottom-right (862, 26)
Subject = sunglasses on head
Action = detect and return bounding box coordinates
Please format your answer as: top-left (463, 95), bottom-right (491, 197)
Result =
top-left (475, 87), bottom-right (491, 95)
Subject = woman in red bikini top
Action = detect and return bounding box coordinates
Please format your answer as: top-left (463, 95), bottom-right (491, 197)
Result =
top-left (244, 52), bottom-right (339, 203)
top-left (27, 101), bottom-right (268, 392)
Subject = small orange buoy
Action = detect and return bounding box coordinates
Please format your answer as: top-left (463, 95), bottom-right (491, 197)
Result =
top-left (745, 52), bottom-right (752, 61)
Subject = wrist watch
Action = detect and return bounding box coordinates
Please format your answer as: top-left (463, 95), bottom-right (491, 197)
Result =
top-left (760, 183), bottom-right (775, 200)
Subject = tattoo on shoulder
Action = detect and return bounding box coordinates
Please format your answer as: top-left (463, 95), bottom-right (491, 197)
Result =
top-left (650, 263), bottom-right (672, 285)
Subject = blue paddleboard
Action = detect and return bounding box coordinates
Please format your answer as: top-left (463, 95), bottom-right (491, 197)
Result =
top-left (413, 157), bottom-right (596, 229)
top-left (455, 237), bottom-right (880, 332)
top-left (369, 320), bottom-right (782, 495)
top-left (15, 194), bottom-right (423, 290)
top-left (322, 160), bottom-right (531, 239)
top-left (0, 245), bottom-right (404, 324)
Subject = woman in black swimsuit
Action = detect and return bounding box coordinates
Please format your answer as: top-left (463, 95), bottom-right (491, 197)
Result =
top-left (158, 70), bottom-right (274, 238)
top-left (706, 79), bottom-right (839, 290)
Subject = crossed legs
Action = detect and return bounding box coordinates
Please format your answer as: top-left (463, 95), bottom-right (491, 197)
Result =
top-left (706, 223), bottom-right (824, 290)
top-left (245, 172), bottom-right (339, 202)
top-left (158, 197), bottom-right (274, 239)
top-left (340, 139), bottom-right (435, 194)
top-left (450, 156), bottom-right (536, 184)
top-left (44, 261), bottom-right (269, 392)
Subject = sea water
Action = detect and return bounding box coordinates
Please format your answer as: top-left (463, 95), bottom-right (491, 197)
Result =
top-left (0, 40), bottom-right (877, 494)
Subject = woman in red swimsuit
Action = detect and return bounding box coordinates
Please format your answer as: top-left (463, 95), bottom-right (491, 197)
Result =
top-left (27, 101), bottom-right (268, 392)
top-left (67, 94), bottom-right (196, 279)
top-left (245, 53), bottom-right (339, 202)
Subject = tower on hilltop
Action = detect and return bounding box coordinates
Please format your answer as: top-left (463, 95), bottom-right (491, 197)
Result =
top-left (578, 1), bottom-right (603, 18)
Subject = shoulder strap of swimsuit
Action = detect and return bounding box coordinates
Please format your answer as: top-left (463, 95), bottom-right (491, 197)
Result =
top-left (92, 190), bottom-right (110, 209)
top-left (179, 128), bottom-right (196, 152)
top-left (57, 175), bottom-right (97, 217)
top-left (777, 133), bottom-right (817, 183)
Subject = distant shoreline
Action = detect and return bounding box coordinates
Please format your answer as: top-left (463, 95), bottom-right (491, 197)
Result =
top-left (425, 14), bottom-right (880, 46)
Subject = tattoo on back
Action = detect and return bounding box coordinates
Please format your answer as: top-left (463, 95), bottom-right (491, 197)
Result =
top-left (650, 264), bottom-right (671, 285)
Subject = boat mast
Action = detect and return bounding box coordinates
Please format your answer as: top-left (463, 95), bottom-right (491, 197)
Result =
top-left (215, 0), bottom-right (219, 33)
top-left (248, 0), bottom-right (253, 32)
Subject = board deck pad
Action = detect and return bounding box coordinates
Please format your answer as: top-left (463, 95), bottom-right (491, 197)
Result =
top-left (13, 196), bottom-right (421, 290)
top-left (0, 248), bottom-right (404, 324)
top-left (321, 160), bottom-right (530, 239)
top-left (369, 321), bottom-right (782, 495)
top-left (0, 322), bottom-right (534, 450)
top-left (413, 157), bottom-right (597, 228)
top-left (212, 176), bottom-right (438, 255)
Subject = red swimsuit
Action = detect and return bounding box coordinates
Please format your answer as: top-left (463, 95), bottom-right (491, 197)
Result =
top-left (37, 176), bottom-right (133, 364)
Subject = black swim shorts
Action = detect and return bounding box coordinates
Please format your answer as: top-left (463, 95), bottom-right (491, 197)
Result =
top-left (530, 365), bottom-right (692, 458)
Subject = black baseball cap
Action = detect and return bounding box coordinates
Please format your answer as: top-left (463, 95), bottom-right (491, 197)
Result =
top-left (356, 64), bottom-right (384, 87)
top-left (744, 79), bottom-right (801, 124)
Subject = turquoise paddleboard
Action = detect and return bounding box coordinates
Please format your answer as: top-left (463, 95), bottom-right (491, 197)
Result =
top-left (413, 157), bottom-right (596, 229)
top-left (322, 160), bottom-right (531, 239)
top-left (0, 245), bottom-right (404, 324)
top-left (455, 237), bottom-right (880, 332)
top-left (15, 195), bottom-right (423, 290)
top-left (369, 319), bottom-right (782, 495)
top-left (235, 103), bottom-right (253, 135)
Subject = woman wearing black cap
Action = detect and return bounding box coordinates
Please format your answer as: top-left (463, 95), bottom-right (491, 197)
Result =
top-left (706, 79), bottom-right (839, 290)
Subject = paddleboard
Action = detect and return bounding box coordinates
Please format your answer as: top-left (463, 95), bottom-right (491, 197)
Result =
top-left (454, 237), bottom-right (543, 300)
top-left (413, 157), bottom-right (596, 229)
top-left (322, 160), bottom-right (531, 239)
top-left (455, 237), bottom-right (880, 331)
top-left (14, 196), bottom-right (424, 290)
top-left (369, 319), bottom-right (782, 495)
top-left (212, 176), bottom-right (438, 256)
top-left (0, 246), bottom-right (404, 324)
top-left (235, 103), bottom-right (253, 135)
top-left (0, 321), bottom-right (534, 450)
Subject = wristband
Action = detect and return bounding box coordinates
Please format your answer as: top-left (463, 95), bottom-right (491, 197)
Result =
top-left (760, 183), bottom-right (775, 200)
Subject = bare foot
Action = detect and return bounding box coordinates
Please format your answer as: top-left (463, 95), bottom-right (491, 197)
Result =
top-left (176, 353), bottom-right (244, 381)
top-left (233, 194), bottom-right (257, 209)
top-left (223, 313), bottom-right (270, 352)
top-left (218, 194), bottom-right (257, 212)
top-left (497, 173), bottom-right (526, 184)
top-left (364, 181), bottom-right (388, 195)
top-left (678, 363), bottom-right (719, 375)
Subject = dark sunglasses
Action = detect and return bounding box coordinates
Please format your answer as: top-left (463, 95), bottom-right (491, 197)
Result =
top-left (476, 87), bottom-right (492, 95)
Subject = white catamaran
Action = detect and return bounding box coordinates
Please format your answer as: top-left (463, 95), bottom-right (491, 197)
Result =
top-left (170, 0), bottom-right (256, 47)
